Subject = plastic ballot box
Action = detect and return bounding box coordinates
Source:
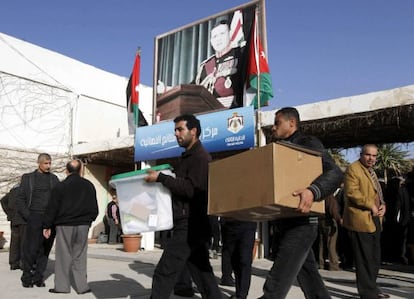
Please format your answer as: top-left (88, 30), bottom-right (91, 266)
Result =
top-left (109, 164), bottom-right (174, 234)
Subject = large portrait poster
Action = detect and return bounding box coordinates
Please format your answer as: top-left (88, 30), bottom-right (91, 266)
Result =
top-left (154, 1), bottom-right (262, 122)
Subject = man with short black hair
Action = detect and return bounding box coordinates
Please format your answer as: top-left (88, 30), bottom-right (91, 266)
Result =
top-left (145, 114), bottom-right (222, 299)
top-left (1, 184), bottom-right (25, 270)
top-left (259, 107), bottom-right (343, 299)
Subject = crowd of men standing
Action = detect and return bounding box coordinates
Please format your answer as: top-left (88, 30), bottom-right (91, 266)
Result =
top-left (0, 110), bottom-right (413, 299)
top-left (1, 154), bottom-right (98, 294)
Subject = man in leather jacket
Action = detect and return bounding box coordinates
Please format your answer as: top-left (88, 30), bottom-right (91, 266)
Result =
top-left (259, 107), bottom-right (343, 299)
top-left (1, 184), bottom-right (25, 270)
top-left (16, 153), bottom-right (60, 288)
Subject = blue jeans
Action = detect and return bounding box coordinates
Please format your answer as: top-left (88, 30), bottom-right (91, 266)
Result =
top-left (262, 220), bottom-right (331, 299)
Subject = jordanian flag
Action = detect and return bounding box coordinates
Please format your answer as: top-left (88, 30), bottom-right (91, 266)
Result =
top-left (130, 50), bottom-right (140, 125)
top-left (126, 49), bottom-right (147, 134)
top-left (246, 13), bottom-right (274, 109)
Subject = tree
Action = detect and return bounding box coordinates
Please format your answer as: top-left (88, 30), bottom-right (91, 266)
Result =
top-left (375, 143), bottom-right (412, 184)
top-left (329, 148), bottom-right (349, 170)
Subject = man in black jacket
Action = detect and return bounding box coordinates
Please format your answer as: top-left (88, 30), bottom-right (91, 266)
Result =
top-left (43, 159), bottom-right (98, 294)
top-left (259, 107), bottom-right (343, 299)
top-left (1, 184), bottom-right (25, 270)
top-left (145, 114), bottom-right (222, 299)
top-left (16, 153), bottom-right (60, 288)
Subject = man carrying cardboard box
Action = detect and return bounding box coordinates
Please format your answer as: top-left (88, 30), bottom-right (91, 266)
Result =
top-left (258, 107), bottom-right (343, 299)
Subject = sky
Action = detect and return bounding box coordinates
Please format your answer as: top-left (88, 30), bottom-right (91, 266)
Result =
top-left (2, 0), bottom-right (414, 159)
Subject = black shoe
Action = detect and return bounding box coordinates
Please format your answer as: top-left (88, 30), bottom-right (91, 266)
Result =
top-left (10, 264), bottom-right (21, 270)
top-left (22, 282), bottom-right (33, 288)
top-left (174, 288), bottom-right (195, 297)
top-left (399, 256), bottom-right (409, 265)
top-left (220, 277), bottom-right (235, 287)
top-left (49, 288), bottom-right (70, 294)
top-left (78, 289), bottom-right (92, 295)
top-left (34, 281), bottom-right (45, 287)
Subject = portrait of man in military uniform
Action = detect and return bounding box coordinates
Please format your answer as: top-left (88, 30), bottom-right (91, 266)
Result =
top-left (155, 3), bottom-right (257, 119)
top-left (193, 17), bottom-right (245, 108)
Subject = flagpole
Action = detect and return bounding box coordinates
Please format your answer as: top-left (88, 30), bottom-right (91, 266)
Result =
top-left (132, 47), bottom-right (141, 171)
top-left (135, 47), bottom-right (141, 129)
top-left (255, 4), bottom-right (263, 147)
top-left (255, 6), bottom-right (261, 112)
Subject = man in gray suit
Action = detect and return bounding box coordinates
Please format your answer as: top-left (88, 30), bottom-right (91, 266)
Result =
top-left (43, 159), bottom-right (98, 294)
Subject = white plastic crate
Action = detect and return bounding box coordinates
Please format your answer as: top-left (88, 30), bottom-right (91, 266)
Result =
top-left (109, 164), bottom-right (173, 234)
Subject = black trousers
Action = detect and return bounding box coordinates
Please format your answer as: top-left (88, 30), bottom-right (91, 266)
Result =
top-left (151, 218), bottom-right (221, 299)
top-left (21, 213), bottom-right (55, 284)
top-left (337, 225), bottom-right (354, 269)
top-left (349, 217), bottom-right (382, 299)
top-left (262, 222), bottom-right (330, 299)
top-left (221, 220), bottom-right (256, 299)
top-left (221, 239), bottom-right (233, 280)
top-left (209, 216), bottom-right (221, 251)
top-left (9, 223), bottom-right (26, 267)
top-left (174, 265), bottom-right (193, 293)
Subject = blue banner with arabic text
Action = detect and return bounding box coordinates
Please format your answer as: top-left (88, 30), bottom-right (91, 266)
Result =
top-left (134, 106), bottom-right (255, 161)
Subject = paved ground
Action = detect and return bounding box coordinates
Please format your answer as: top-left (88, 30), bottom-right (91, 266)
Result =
top-left (0, 243), bottom-right (413, 298)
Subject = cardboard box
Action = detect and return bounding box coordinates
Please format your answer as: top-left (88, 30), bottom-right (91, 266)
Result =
top-left (109, 164), bottom-right (174, 234)
top-left (208, 142), bottom-right (324, 221)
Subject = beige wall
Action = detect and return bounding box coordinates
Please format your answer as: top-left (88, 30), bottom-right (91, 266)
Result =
top-left (82, 164), bottom-right (112, 239)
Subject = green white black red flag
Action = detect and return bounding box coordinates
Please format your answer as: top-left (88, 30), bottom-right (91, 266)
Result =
top-left (246, 11), bottom-right (274, 109)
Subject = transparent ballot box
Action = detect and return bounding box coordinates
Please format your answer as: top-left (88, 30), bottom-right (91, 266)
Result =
top-left (109, 164), bottom-right (173, 234)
